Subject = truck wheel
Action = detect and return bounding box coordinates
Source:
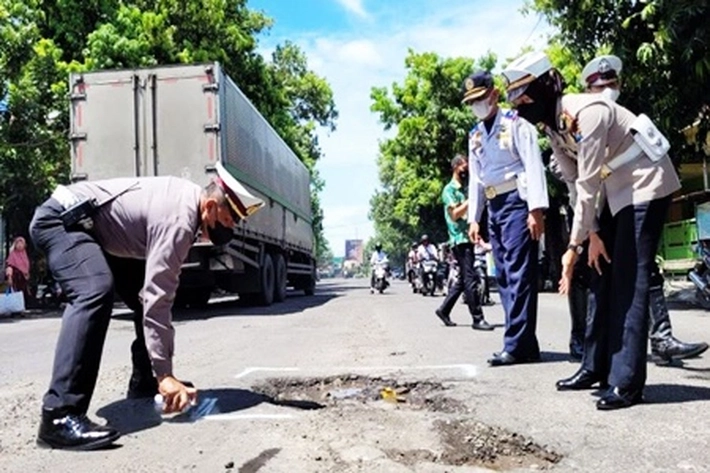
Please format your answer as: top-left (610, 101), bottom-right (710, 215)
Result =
top-left (258, 253), bottom-right (275, 306)
top-left (273, 254), bottom-right (287, 303)
top-left (303, 270), bottom-right (316, 296)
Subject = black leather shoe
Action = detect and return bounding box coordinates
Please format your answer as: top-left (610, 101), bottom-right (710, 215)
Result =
top-left (651, 337), bottom-right (709, 363)
top-left (488, 351), bottom-right (530, 366)
top-left (556, 369), bottom-right (608, 391)
top-left (472, 318), bottom-right (494, 331)
top-left (596, 387), bottom-right (643, 411)
top-left (37, 410), bottom-right (120, 450)
top-left (435, 309), bottom-right (457, 327)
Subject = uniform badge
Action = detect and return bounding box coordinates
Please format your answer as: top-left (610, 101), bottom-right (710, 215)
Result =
top-left (470, 129), bottom-right (483, 152)
top-left (498, 121), bottom-right (512, 150)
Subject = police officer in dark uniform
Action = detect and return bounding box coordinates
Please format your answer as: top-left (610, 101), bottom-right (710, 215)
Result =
top-left (503, 52), bottom-right (681, 410)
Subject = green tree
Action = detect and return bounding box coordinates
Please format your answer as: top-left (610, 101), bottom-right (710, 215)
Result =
top-left (369, 50), bottom-right (496, 254)
top-left (526, 0), bottom-right (710, 162)
top-left (0, 0), bottom-right (337, 263)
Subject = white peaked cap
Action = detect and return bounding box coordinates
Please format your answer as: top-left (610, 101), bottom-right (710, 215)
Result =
top-left (501, 51), bottom-right (553, 95)
top-left (581, 55), bottom-right (623, 87)
top-left (214, 161), bottom-right (265, 221)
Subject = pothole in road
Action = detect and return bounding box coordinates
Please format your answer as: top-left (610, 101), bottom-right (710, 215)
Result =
top-left (251, 375), bottom-right (562, 471)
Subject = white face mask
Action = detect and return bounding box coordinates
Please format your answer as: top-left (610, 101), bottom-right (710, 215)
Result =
top-left (471, 99), bottom-right (494, 119)
top-left (601, 87), bottom-right (620, 102)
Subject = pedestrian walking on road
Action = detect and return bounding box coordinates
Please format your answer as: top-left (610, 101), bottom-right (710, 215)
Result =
top-left (434, 154), bottom-right (494, 330)
top-left (29, 162), bottom-right (263, 450)
top-left (503, 52), bottom-right (681, 410)
top-left (462, 71), bottom-right (549, 366)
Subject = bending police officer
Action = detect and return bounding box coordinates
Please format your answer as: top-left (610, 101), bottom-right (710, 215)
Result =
top-left (29, 163), bottom-right (263, 449)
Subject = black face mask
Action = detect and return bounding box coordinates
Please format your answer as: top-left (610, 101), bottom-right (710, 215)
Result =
top-left (516, 103), bottom-right (548, 126)
top-left (458, 170), bottom-right (469, 183)
top-left (207, 221), bottom-right (234, 246)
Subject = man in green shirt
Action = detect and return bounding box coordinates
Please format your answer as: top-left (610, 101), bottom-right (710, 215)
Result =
top-left (435, 154), bottom-right (494, 331)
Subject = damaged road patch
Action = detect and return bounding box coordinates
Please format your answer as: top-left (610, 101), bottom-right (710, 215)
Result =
top-left (250, 375), bottom-right (562, 470)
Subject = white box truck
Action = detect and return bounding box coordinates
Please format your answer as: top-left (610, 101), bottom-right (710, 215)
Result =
top-left (68, 63), bottom-right (316, 307)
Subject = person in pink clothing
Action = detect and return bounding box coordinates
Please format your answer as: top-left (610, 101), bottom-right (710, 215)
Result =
top-left (5, 236), bottom-right (32, 300)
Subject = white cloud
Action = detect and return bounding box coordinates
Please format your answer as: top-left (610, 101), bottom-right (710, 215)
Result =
top-left (335, 0), bottom-right (368, 18)
top-left (259, 1), bottom-right (552, 255)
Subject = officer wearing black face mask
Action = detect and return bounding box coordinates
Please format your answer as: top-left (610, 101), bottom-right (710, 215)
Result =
top-left (503, 51), bottom-right (681, 410)
top-left (434, 154), bottom-right (494, 330)
top-left (29, 162), bottom-right (263, 450)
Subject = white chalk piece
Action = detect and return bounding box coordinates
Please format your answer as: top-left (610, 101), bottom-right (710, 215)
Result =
top-left (153, 394), bottom-right (197, 414)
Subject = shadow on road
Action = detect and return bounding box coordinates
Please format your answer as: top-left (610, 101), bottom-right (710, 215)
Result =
top-left (644, 383), bottom-right (710, 404)
top-left (97, 387), bottom-right (325, 436)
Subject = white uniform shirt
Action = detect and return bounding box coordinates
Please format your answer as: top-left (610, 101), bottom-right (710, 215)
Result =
top-left (467, 108), bottom-right (549, 223)
top-left (370, 250), bottom-right (388, 265)
top-left (417, 244), bottom-right (438, 261)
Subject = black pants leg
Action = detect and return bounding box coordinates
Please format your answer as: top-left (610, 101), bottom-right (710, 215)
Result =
top-left (437, 243), bottom-right (482, 319)
top-left (607, 197), bottom-right (670, 391)
top-left (104, 254), bottom-right (154, 387)
top-left (30, 200), bottom-right (114, 414)
top-left (648, 263), bottom-right (673, 341)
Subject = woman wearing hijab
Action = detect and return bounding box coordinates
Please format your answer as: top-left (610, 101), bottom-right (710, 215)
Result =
top-left (5, 236), bottom-right (32, 300)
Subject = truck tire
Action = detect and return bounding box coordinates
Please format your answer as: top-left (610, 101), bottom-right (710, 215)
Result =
top-left (273, 254), bottom-right (287, 303)
top-left (258, 253), bottom-right (275, 306)
top-left (303, 272), bottom-right (316, 296)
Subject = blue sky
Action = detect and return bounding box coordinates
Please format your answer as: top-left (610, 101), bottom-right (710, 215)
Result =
top-left (248, 0), bottom-right (551, 257)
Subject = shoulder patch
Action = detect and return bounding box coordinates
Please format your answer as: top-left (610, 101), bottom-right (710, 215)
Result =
top-left (503, 109), bottom-right (518, 120)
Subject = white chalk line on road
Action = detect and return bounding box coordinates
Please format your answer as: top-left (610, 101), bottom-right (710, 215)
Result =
top-left (204, 413), bottom-right (295, 421)
top-left (234, 364), bottom-right (478, 379)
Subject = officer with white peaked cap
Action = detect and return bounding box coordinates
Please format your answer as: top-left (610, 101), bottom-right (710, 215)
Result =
top-left (502, 51), bottom-right (681, 410)
top-left (29, 163), bottom-right (263, 449)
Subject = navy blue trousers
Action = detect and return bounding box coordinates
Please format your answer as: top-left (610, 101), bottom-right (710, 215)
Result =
top-left (487, 190), bottom-right (540, 358)
top-left (582, 197), bottom-right (670, 391)
top-left (30, 199), bottom-right (151, 414)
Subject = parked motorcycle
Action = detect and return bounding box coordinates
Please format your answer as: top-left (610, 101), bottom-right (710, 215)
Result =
top-left (36, 275), bottom-right (65, 309)
top-left (689, 239), bottom-right (710, 307)
top-left (473, 251), bottom-right (492, 306)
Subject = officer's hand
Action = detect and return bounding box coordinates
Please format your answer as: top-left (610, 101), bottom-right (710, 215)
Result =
top-left (158, 376), bottom-right (198, 414)
top-left (468, 222), bottom-right (479, 243)
top-left (558, 249), bottom-right (578, 295)
top-left (588, 232), bottom-right (610, 275)
top-left (527, 209), bottom-right (545, 241)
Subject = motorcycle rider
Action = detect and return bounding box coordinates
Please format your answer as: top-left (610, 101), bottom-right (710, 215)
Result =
top-left (406, 242), bottom-right (419, 288)
top-left (370, 243), bottom-right (389, 293)
top-left (416, 235), bottom-right (439, 291)
top-left (559, 54), bottom-right (707, 363)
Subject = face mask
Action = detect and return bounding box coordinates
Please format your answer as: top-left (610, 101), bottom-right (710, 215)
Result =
top-left (471, 99), bottom-right (493, 120)
top-left (458, 170), bottom-right (469, 183)
top-left (601, 87), bottom-right (620, 102)
top-left (515, 103), bottom-right (547, 126)
top-left (207, 221), bottom-right (234, 246)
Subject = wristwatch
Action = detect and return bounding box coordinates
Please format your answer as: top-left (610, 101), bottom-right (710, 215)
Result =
top-left (567, 243), bottom-right (584, 255)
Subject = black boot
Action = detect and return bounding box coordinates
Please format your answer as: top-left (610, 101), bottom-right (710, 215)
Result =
top-left (37, 408), bottom-right (120, 450)
top-left (651, 337), bottom-right (709, 363)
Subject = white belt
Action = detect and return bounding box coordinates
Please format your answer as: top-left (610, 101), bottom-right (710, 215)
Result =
top-left (484, 179), bottom-right (517, 199)
top-left (600, 142), bottom-right (644, 180)
top-left (51, 185), bottom-right (82, 209)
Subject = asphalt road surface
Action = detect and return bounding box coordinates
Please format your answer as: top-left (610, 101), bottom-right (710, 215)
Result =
top-left (1, 278), bottom-right (709, 472)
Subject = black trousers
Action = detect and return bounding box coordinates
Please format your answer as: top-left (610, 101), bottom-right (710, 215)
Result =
top-left (582, 197), bottom-right (670, 391)
top-left (30, 199), bottom-right (151, 414)
top-left (438, 242), bottom-right (482, 319)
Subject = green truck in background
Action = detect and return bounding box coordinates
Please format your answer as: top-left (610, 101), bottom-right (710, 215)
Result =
top-left (68, 63), bottom-right (317, 307)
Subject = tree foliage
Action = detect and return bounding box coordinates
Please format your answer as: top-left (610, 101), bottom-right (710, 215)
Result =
top-left (0, 0), bottom-right (336, 261)
top-left (526, 0), bottom-right (710, 162)
top-left (369, 50), bottom-right (496, 262)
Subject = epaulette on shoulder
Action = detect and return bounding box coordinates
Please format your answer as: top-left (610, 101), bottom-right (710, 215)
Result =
top-left (503, 109), bottom-right (518, 120)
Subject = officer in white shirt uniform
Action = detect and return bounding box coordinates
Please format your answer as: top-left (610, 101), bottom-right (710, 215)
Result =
top-left (462, 70), bottom-right (549, 366)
